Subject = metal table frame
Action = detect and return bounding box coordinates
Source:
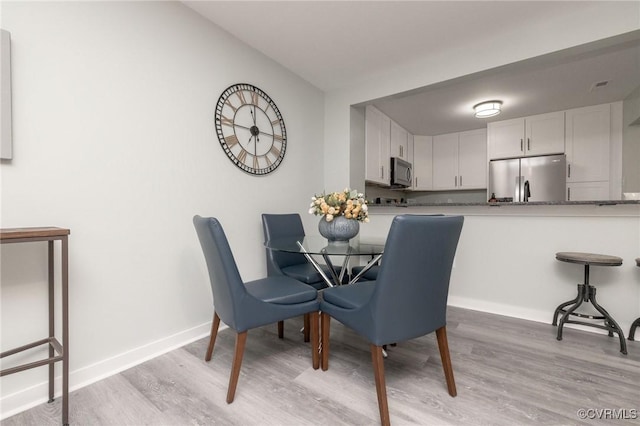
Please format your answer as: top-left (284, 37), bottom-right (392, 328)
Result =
top-left (266, 236), bottom-right (384, 287)
top-left (1, 227), bottom-right (70, 425)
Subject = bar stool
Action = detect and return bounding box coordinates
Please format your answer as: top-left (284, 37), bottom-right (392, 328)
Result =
top-left (629, 258), bottom-right (640, 341)
top-left (552, 252), bottom-right (627, 354)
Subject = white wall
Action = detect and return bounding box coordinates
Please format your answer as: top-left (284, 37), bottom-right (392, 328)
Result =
top-left (0, 1), bottom-right (324, 417)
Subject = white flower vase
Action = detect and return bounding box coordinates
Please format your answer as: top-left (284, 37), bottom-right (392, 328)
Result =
top-left (318, 216), bottom-right (360, 243)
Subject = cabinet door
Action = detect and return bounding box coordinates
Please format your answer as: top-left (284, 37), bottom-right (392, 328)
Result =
top-left (565, 104), bottom-right (610, 183)
top-left (432, 133), bottom-right (459, 190)
top-left (488, 117), bottom-right (524, 159)
top-left (365, 106), bottom-right (390, 185)
top-left (458, 129), bottom-right (487, 189)
top-left (407, 133), bottom-right (414, 189)
top-left (525, 111), bottom-right (564, 156)
top-left (412, 135), bottom-right (432, 190)
top-left (567, 181), bottom-right (610, 201)
top-left (390, 120), bottom-right (408, 159)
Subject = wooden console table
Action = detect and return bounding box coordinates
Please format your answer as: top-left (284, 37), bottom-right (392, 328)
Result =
top-left (1, 227), bottom-right (70, 425)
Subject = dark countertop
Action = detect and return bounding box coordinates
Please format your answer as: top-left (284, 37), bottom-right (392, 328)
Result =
top-left (369, 200), bottom-right (640, 208)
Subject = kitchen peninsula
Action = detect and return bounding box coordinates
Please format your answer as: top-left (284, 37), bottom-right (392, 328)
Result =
top-left (360, 200), bottom-right (640, 341)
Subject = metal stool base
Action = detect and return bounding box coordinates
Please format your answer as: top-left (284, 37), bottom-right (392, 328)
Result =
top-left (552, 264), bottom-right (627, 354)
top-left (629, 317), bottom-right (640, 341)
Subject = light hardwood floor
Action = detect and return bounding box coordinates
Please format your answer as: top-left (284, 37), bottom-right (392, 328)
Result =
top-left (3, 306), bottom-right (640, 425)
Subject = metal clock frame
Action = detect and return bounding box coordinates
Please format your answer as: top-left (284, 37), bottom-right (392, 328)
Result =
top-left (214, 83), bottom-right (287, 176)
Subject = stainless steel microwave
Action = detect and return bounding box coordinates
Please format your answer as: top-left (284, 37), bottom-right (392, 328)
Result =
top-left (390, 157), bottom-right (412, 188)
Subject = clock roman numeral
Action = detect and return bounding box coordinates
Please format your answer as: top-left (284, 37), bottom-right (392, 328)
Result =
top-left (225, 134), bottom-right (239, 147)
top-left (253, 156), bottom-right (259, 170)
top-left (237, 148), bottom-right (248, 164)
top-left (236, 91), bottom-right (248, 105)
top-left (220, 115), bottom-right (234, 127)
top-left (271, 119), bottom-right (280, 126)
top-left (269, 145), bottom-right (281, 158)
top-left (224, 99), bottom-right (237, 113)
top-left (251, 91), bottom-right (259, 105)
top-left (274, 134), bottom-right (283, 141)
top-left (265, 155), bottom-right (273, 167)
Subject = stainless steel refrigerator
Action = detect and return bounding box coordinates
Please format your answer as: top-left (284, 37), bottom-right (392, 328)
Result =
top-left (489, 154), bottom-right (566, 202)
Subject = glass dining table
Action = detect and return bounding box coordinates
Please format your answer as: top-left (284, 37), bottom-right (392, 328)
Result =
top-left (264, 236), bottom-right (385, 287)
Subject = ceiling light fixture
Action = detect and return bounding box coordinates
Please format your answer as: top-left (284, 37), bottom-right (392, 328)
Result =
top-left (474, 100), bottom-right (502, 118)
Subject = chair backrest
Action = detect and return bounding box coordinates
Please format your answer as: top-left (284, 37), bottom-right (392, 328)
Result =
top-left (369, 214), bottom-right (464, 345)
top-left (261, 213), bottom-right (308, 275)
top-left (193, 215), bottom-right (248, 330)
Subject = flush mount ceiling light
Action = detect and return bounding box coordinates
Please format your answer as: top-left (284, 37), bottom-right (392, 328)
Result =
top-left (474, 100), bottom-right (502, 118)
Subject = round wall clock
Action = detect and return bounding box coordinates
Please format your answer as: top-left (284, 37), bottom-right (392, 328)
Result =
top-left (214, 83), bottom-right (287, 175)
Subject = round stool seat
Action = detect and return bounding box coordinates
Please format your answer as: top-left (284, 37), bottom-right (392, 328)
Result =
top-left (555, 252), bottom-right (622, 266)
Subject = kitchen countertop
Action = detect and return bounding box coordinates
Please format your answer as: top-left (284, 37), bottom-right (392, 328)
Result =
top-left (369, 200), bottom-right (640, 208)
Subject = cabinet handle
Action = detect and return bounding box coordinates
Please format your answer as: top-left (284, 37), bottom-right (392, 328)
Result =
top-left (400, 145), bottom-right (403, 157)
top-left (567, 187), bottom-right (571, 201)
top-left (455, 176), bottom-right (457, 187)
top-left (527, 138), bottom-right (530, 151)
top-left (380, 166), bottom-right (384, 179)
top-left (567, 164), bottom-right (571, 178)
top-left (520, 139), bottom-right (524, 152)
top-left (460, 175), bottom-right (463, 186)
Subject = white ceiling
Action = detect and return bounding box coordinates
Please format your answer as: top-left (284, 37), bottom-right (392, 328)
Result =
top-left (184, 1), bottom-right (640, 135)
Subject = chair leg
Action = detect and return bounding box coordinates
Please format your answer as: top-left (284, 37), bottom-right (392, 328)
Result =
top-left (309, 311), bottom-right (320, 369)
top-left (304, 313), bottom-right (311, 342)
top-left (370, 345), bottom-right (390, 426)
top-left (435, 326), bottom-right (457, 397)
top-left (278, 320), bottom-right (284, 339)
top-left (205, 312), bottom-right (221, 362)
top-left (227, 331), bottom-right (248, 404)
top-left (321, 312), bottom-right (331, 371)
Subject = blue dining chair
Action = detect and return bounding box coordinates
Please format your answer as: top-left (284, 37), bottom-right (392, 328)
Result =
top-left (320, 214), bottom-right (464, 426)
top-left (262, 213), bottom-right (334, 340)
top-left (193, 215), bottom-right (320, 403)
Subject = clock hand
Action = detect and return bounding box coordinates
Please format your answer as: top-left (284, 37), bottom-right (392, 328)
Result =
top-left (234, 123), bottom-right (252, 131)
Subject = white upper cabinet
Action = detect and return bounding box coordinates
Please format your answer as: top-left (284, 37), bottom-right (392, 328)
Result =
top-left (488, 111), bottom-right (564, 159)
top-left (365, 106), bottom-right (391, 186)
top-left (458, 129), bottom-right (487, 189)
top-left (390, 120), bottom-right (409, 160)
top-left (565, 103), bottom-right (611, 184)
top-left (412, 135), bottom-right (432, 190)
top-left (432, 129), bottom-right (487, 190)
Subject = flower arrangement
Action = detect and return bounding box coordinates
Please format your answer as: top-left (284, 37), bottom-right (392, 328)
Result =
top-left (309, 188), bottom-right (369, 223)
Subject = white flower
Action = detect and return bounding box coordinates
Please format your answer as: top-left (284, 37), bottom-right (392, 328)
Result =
top-left (308, 207), bottom-right (316, 214)
top-left (326, 214), bottom-right (334, 222)
top-left (361, 204), bottom-right (368, 212)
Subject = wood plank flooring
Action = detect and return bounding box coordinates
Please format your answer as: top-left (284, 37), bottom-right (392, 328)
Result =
top-left (3, 306), bottom-right (640, 425)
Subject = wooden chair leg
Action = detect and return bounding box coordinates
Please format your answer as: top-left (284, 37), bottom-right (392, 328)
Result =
top-left (205, 312), bottom-right (221, 362)
top-left (435, 326), bottom-right (457, 397)
top-left (309, 311), bottom-right (320, 369)
top-left (227, 331), bottom-right (248, 404)
top-left (371, 345), bottom-right (390, 426)
top-left (321, 312), bottom-right (331, 371)
top-left (278, 320), bottom-right (284, 339)
top-left (303, 313), bottom-right (311, 342)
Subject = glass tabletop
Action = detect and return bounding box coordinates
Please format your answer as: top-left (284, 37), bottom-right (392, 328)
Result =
top-left (265, 236), bottom-right (385, 256)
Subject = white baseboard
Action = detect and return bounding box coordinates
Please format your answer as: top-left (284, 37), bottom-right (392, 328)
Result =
top-left (448, 296), bottom-right (629, 336)
top-left (0, 321), bottom-right (219, 420)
